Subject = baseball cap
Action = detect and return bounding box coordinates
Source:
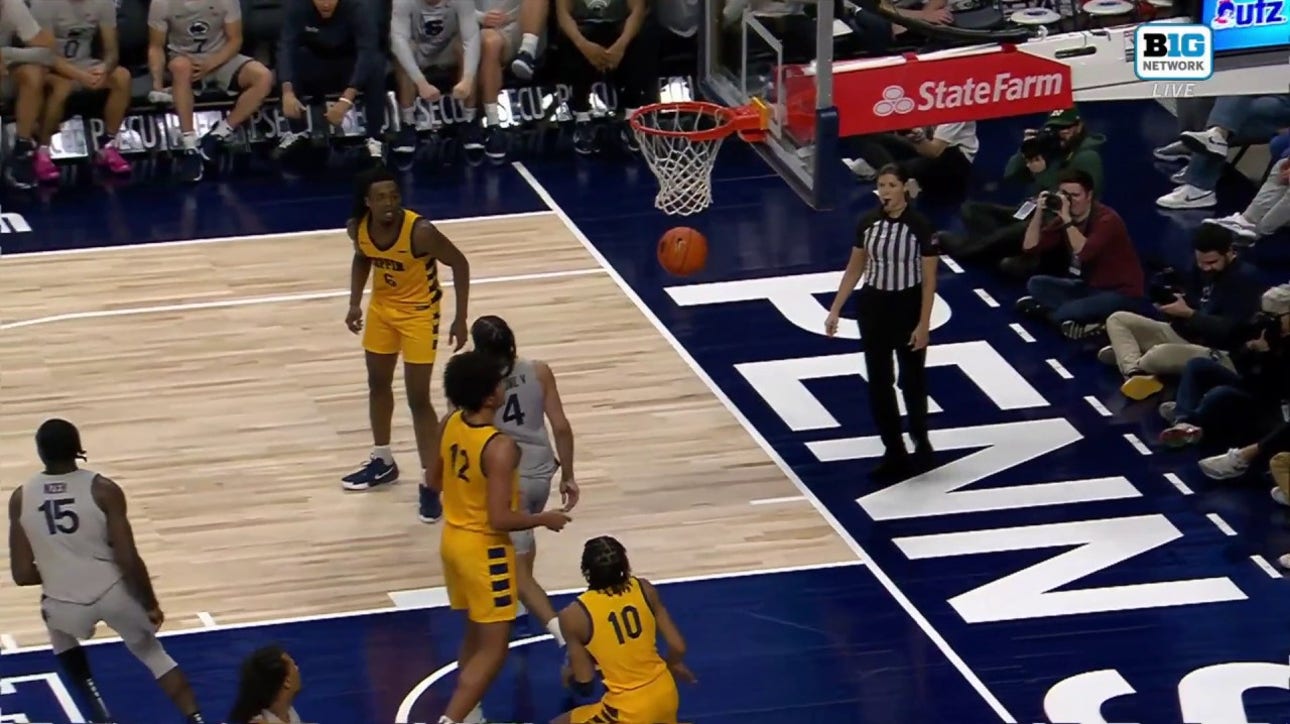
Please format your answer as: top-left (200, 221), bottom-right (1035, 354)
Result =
top-left (1044, 107), bottom-right (1081, 128)
top-left (1261, 284), bottom-right (1290, 315)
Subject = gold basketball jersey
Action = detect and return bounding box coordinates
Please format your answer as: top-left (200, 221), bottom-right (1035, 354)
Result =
top-left (356, 210), bottom-right (442, 307)
top-left (440, 410), bottom-right (518, 535)
top-left (577, 578), bottom-right (669, 695)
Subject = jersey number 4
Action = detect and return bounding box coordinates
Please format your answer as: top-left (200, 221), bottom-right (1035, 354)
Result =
top-left (502, 394), bottom-right (525, 426)
top-left (38, 498), bottom-right (80, 535)
top-left (448, 443), bottom-right (471, 482)
top-left (607, 605), bottom-right (643, 645)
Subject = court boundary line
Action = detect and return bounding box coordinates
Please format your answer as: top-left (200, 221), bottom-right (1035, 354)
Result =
top-left (510, 161), bottom-right (1017, 723)
top-left (0, 210), bottom-right (557, 260)
top-left (0, 268), bottom-right (606, 331)
top-left (0, 561), bottom-right (862, 656)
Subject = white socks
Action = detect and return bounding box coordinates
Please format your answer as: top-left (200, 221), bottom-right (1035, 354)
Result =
top-left (372, 445), bottom-right (393, 463)
top-left (463, 107), bottom-right (477, 123)
top-left (400, 106), bottom-right (415, 124)
top-left (520, 33), bottom-right (539, 56)
top-left (181, 131), bottom-right (197, 150)
top-left (484, 103), bottom-right (500, 126)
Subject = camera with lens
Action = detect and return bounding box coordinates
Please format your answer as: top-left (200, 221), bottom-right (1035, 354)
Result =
top-left (1147, 268), bottom-right (1184, 306)
top-left (1021, 127), bottom-right (1062, 159)
top-left (1250, 312), bottom-right (1283, 341)
top-left (1039, 189), bottom-right (1071, 218)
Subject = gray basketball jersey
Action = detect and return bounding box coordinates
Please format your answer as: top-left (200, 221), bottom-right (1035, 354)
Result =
top-left (147, 0), bottom-right (241, 57)
top-left (399, 0), bottom-right (459, 61)
top-left (18, 469), bottom-right (123, 605)
top-left (31, 0), bottom-right (116, 66)
top-left (495, 358), bottom-right (557, 478)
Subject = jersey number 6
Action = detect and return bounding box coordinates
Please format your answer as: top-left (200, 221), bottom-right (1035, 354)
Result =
top-left (448, 443), bottom-right (471, 482)
top-left (607, 605), bottom-right (643, 645)
top-left (383, 273), bottom-right (397, 287)
top-left (38, 498), bottom-right (80, 535)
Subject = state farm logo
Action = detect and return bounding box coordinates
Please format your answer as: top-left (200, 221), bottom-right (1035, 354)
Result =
top-left (872, 72), bottom-right (1067, 117)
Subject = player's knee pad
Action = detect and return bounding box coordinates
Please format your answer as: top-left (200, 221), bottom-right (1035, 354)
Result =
top-left (123, 633), bottom-right (177, 679)
top-left (510, 529), bottom-right (536, 556)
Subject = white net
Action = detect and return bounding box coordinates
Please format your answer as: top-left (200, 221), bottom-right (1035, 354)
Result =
top-left (632, 105), bottom-right (734, 217)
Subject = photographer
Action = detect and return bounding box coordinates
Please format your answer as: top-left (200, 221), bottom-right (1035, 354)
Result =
top-left (1015, 168), bottom-right (1143, 340)
top-left (1159, 285), bottom-right (1290, 453)
top-left (945, 107), bottom-right (1105, 276)
top-left (1101, 224), bottom-right (1265, 401)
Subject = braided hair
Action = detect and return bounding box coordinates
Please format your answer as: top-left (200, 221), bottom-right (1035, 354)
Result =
top-left (227, 645), bottom-right (290, 724)
top-left (35, 419), bottom-right (87, 468)
top-left (470, 315), bottom-right (518, 374)
top-left (581, 536), bottom-right (632, 595)
top-left (350, 166), bottom-right (398, 223)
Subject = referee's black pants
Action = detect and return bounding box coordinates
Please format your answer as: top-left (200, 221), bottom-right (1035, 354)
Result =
top-left (857, 285), bottom-right (929, 456)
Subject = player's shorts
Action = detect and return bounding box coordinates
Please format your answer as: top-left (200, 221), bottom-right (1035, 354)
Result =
top-left (569, 672), bottom-right (680, 724)
top-left (41, 579), bottom-right (156, 649)
top-left (441, 525), bottom-right (518, 624)
top-left (168, 52), bottom-right (254, 92)
top-left (414, 43), bottom-right (460, 72)
top-left (510, 467), bottom-right (556, 554)
top-left (362, 301), bottom-right (440, 364)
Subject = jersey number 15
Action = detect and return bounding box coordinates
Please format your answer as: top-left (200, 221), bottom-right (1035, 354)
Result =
top-left (38, 498), bottom-right (80, 535)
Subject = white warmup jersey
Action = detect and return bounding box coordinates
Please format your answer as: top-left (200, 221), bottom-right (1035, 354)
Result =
top-left (18, 469), bottom-right (123, 605)
top-left (494, 358), bottom-right (558, 479)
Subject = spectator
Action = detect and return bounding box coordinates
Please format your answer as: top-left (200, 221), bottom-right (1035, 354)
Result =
top-left (556, 0), bottom-right (658, 156)
top-left (227, 645), bottom-right (302, 723)
top-left (0, 0), bottom-right (55, 189)
top-left (1204, 129), bottom-right (1290, 241)
top-left (1152, 96), bottom-right (1214, 163)
top-left (1198, 422), bottom-right (1290, 483)
top-left (1156, 94), bottom-right (1290, 209)
top-left (388, 0), bottom-right (479, 154)
top-left (1158, 284), bottom-right (1290, 451)
top-left (465, 0), bottom-right (532, 160)
top-left (32, 0), bottom-right (134, 181)
top-left (1100, 224), bottom-right (1264, 400)
top-left (945, 107), bottom-right (1105, 276)
top-left (846, 122), bottom-right (978, 197)
top-left (1015, 168), bottom-right (1144, 340)
top-left (147, 0), bottom-right (275, 182)
top-left (838, 0), bottom-right (952, 56)
top-left (275, 0), bottom-right (385, 161)
top-left (507, 0), bottom-right (550, 81)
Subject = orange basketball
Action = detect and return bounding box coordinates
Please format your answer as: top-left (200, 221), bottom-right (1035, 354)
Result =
top-left (657, 227), bottom-right (708, 277)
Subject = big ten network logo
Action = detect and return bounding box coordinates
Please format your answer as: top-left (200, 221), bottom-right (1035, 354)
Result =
top-left (1134, 23), bottom-right (1214, 84)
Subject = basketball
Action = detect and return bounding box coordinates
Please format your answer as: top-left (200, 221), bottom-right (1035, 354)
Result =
top-left (657, 227), bottom-right (708, 277)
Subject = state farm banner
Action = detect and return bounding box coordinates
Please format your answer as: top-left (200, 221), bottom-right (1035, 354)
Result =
top-left (786, 45), bottom-right (1075, 138)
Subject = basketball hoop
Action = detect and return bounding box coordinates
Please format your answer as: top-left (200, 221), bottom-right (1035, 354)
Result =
top-left (629, 100), bottom-right (770, 217)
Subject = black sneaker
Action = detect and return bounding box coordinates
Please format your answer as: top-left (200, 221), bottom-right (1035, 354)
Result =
top-left (484, 126), bottom-right (507, 161)
top-left (175, 148), bottom-right (203, 182)
top-left (573, 121), bottom-right (596, 156)
top-left (197, 131), bottom-right (225, 162)
top-left (461, 121), bottom-right (485, 151)
top-left (912, 441), bottom-right (935, 473)
top-left (510, 50), bottom-right (537, 81)
top-left (5, 138), bottom-right (36, 189)
top-left (1014, 295), bottom-right (1045, 319)
top-left (393, 125), bottom-right (418, 154)
top-left (870, 453), bottom-right (911, 482)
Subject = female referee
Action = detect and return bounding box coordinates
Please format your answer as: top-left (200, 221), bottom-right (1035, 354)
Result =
top-left (825, 163), bottom-right (940, 481)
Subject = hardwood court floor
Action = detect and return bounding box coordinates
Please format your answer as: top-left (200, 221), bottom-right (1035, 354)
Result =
top-left (0, 213), bottom-right (853, 645)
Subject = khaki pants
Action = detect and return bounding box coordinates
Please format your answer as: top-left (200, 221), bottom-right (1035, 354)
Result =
top-left (1104, 311), bottom-right (1225, 377)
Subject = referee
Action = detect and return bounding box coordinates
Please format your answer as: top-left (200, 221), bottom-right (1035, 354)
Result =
top-left (826, 163), bottom-right (940, 481)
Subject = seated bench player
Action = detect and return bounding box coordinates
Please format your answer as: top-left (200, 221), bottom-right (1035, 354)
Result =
top-left (1, 0), bottom-right (55, 189)
top-left (32, 0), bottom-right (134, 182)
top-left (147, 0), bottom-right (274, 182)
top-left (389, 0), bottom-right (479, 153)
top-left (467, 0), bottom-right (546, 161)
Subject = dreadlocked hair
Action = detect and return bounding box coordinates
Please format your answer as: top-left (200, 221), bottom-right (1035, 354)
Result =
top-left (227, 645), bottom-right (289, 724)
top-left (470, 315), bottom-right (518, 372)
top-left (351, 166), bottom-right (398, 223)
top-left (581, 536), bottom-right (632, 595)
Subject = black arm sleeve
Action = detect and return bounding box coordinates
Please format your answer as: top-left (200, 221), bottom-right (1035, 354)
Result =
top-left (348, 0), bottom-right (381, 89)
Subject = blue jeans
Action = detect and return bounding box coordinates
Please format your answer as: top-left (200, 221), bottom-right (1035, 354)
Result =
top-left (1173, 356), bottom-right (1253, 440)
top-left (1026, 276), bottom-right (1137, 324)
top-left (1184, 95), bottom-right (1290, 191)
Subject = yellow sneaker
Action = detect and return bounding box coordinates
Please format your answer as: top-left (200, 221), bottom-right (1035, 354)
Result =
top-left (1121, 375), bottom-right (1164, 401)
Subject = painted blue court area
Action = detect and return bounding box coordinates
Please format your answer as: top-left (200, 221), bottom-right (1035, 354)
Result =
top-left (4, 98), bottom-right (1290, 723)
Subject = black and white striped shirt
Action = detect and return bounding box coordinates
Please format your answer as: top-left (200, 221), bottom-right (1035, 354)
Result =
top-left (855, 207), bottom-right (939, 291)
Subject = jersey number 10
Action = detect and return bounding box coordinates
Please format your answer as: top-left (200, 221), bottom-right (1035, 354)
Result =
top-left (607, 605), bottom-right (643, 645)
top-left (38, 498), bottom-right (80, 535)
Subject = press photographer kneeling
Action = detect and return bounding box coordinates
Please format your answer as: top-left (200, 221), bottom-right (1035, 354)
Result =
top-left (1014, 169), bottom-right (1143, 340)
top-left (946, 107), bottom-right (1105, 277)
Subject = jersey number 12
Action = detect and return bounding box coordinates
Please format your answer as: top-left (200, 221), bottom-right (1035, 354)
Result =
top-left (38, 498), bottom-right (80, 535)
top-left (607, 605), bottom-right (643, 645)
top-left (448, 443), bottom-right (471, 482)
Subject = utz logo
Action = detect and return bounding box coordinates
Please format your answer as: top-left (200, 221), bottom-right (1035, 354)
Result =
top-left (1210, 0), bottom-right (1286, 28)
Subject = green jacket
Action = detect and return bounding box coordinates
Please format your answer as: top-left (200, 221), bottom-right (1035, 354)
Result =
top-left (1003, 132), bottom-right (1106, 196)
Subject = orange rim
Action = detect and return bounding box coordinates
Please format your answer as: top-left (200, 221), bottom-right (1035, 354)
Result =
top-left (629, 101), bottom-right (767, 142)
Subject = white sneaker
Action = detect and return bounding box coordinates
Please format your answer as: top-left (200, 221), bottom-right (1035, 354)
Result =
top-left (844, 157), bottom-right (877, 180)
top-left (365, 137), bottom-right (385, 158)
top-left (1279, 553), bottom-right (1290, 569)
top-left (1180, 127), bottom-right (1229, 157)
top-left (1198, 448), bottom-right (1250, 480)
top-left (1270, 486), bottom-right (1289, 507)
top-left (1157, 400), bottom-right (1177, 423)
top-left (1157, 184), bottom-right (1216, 209)
top-left (1097, 345), bottom-right (1117, 366)
top-left (1153, 139), bottom-right (1190, 162)
top-left (1170, 164), bottom-right (1189, 184)
top-left (1203, 213), bottom-right (1259, 239)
